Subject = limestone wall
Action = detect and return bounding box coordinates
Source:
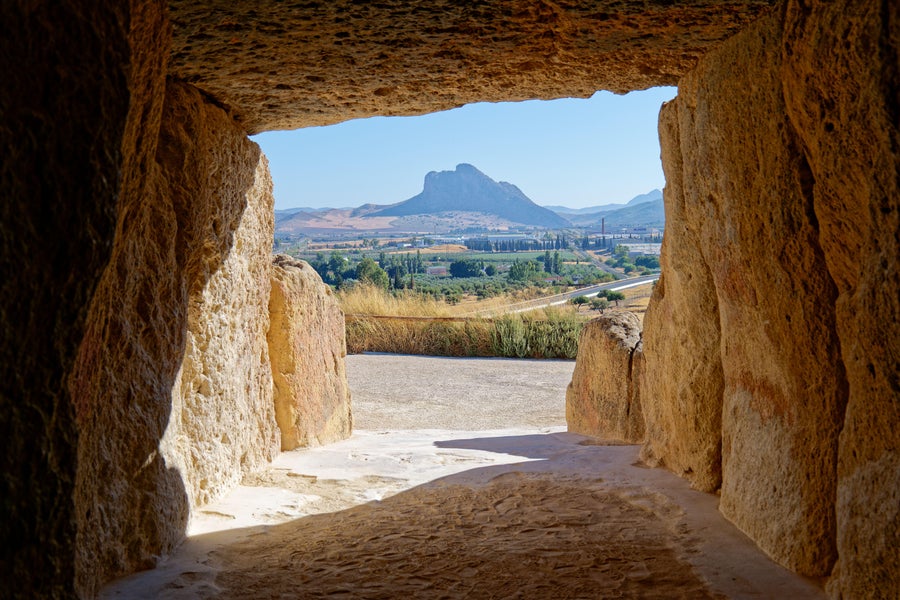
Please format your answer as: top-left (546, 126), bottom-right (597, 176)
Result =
top-left (71, 78), bottom-right (274, 595)
top-left (644, 0), bottom-right (899, 592)
top-left (0, 1), bottom-right (137, 595)
top-left (166, 0), bottom-right (777, 132)
top-left (780, 1), bottom-right (900, 596)
top-left (269, 256), bottom-right (352, 450)
top-left (566, 312), bottom-right (644, 443)
top-left (159, 148), bottom-right (279, 508)
top-left (640, 104), bottom-right (725, 493)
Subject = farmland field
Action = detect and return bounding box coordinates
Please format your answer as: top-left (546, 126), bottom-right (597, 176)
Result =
top-left (475, 251), bottom-right (579, 262)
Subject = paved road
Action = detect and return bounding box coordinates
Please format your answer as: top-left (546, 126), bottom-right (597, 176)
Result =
top-left (468, 273), bottom-right (659, 316)
top-left (573, 247), bottom-right (619, 277)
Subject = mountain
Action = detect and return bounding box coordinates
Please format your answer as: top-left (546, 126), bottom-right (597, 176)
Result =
top-left (564, 196), bottom-right (664, 227)
top-left (545, 189), bottom-right (662, 215)
top-left (626, 188), bottom-right (662, 206)
top-left (602, 197), bottom-right (664, 225)
top-left (544, 203), bottom-right (626, 215)
top-left (274, 209), bottom-right (320, 225)
top-left (275, 207), bottom-right (318, 216)
top-left (371, 164), bottom-right (571, 228)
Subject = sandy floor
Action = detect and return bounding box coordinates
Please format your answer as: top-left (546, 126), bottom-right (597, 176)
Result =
top-left (101, 354), bottom-right (824, 599)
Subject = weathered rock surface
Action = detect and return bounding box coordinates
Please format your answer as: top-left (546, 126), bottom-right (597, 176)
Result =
top-left (567, 312), bottom-right (644, 443)
top-left (640, 104), bottom-right (724, 494)
top-left (269, 255), bottom-right (352, 450)
top-left (645, 0), bottom-right (899, 591)
top-left (0, 1), bottom-right (138, 595)
top-left (160, 149), bottom-right (279, 508)
top-left (166, 0), bottom-right (777, 132)
top-left (3, 0), bottom-right (898, 597)
top-left (779, 1), bottom-right (900, 596)
top-left (652, 12), bottom-right (845, 577)
top-left (71, 78), bottom-right (273, 595)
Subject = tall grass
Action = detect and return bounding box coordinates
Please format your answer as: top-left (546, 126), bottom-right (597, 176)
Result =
top-left (340, 285), bottom-right (583, 359)
top-left (338, 284), bottom-right (453, 317)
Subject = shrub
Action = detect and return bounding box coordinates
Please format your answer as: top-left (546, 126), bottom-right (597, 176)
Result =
top-left (590, 297), bottom-right (609, 311)
top-left (606, 290), bottom-right (626, 305)
top-left (449, 259), bottom-right (484, 278)
top-left (508, 259), bottom-right (543, 281)
top-left (634, 255), bottom-right (660, 269)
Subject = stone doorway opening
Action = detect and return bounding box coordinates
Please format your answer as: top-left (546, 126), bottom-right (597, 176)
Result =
top-left (5, 1), bottom-right (896, 597)
top-left (99, 91), bottom-right (822, 598)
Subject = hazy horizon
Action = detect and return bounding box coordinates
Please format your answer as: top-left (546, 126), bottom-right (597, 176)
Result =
top-left (271, 182), bottom-right (662, 212)
top-left (254, 87), bottom-right (676, 211)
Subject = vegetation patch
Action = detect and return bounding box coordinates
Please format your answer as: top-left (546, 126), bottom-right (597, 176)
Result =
top-left (341, 285), bottom-right (583, 359)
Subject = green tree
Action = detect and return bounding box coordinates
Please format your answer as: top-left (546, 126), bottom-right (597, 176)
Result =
top-left (606, 290), bottom-right (626, 306)
top-left (570, 295), bottom-right (589, 307)
top-left (590, 297), bottom-right (609, 312)
top-left (484, 264), bottom-right (497, 276)
top-left (508, 259), bottom-right (542, 281)
top-left (328, 251), bottom-right (347, 276)
top-left (415, 249), bottom-right (424, 273)
top-left (355, 257), bottom-right (389, 289)
top-left (634, 255), bottom-right (660, 269)
top-left (449, 259), bottom-right (483, 278)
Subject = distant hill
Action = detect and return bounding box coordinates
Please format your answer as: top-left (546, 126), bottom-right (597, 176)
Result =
top-left (602, 197), bottom-right (664, 225)
top-left (565, 194), bottom-right (664, 227)
top-left (275, 207), bottom-right (316, 216)
top-left (274, 209), bottom-right (320, 225)
top-left (545, 189), bottom-right (662, 215)
top-left (371, 164), bottom-right (571, 228)
top-left (626, 189), bottom-right (662, 206)
top-left (545, 203), bottom-right (625, 215)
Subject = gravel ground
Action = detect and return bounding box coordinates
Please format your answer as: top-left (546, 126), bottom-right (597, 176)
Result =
top-left (346, 353), bottom-right (576, 430)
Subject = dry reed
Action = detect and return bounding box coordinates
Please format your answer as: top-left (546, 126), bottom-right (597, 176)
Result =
top-left (340, 285), bottom-right (583, 359)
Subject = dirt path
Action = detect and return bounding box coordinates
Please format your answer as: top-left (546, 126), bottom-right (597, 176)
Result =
top-left (101, 355), bottom-right (823, 599)
top-left (347, 354), bottom-right (573, 430)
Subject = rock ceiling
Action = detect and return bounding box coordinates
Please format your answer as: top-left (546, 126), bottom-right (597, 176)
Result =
top-left (167, 0), bottom-right (776, 133)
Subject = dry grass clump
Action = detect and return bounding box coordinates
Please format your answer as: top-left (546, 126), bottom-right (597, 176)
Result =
top-left (338, 285), bottom-right (453, 318)
top-left (341, 286), bottom-right (583, 359)
top-left (345, 317), bottom-right (495, 357)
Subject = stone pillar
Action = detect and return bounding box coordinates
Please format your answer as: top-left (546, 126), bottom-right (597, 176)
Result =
top-left (640, 98), bottom-right (725, 494)
top-left (160, 146), bottom-right (279, 508)
top-left (567, 312), bottom-right (645, 443)
top-left (780, 1), bottom-right (900, 596)
top-left (0, 1), bottom-right (151, 596)
top-left (71, 78), bottom-right (277, 594)
top-left (269, 255), bottom-right (352, 450)
top-left (646, 1), bottom-right (898, 590)
top-left (652, 11), bottom-right (846, 576)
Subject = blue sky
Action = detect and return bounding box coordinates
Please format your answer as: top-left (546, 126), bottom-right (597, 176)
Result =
top-left (253, 87), bottom-right (677, 211)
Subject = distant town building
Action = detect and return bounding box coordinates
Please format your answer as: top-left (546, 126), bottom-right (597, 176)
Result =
top-left (621, 243), bottom-right (662, 257)
top-left (426, 266), bottom-right (448, 276)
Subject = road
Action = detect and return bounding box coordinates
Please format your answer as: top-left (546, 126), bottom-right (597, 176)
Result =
top-left (467, 273), bottom-right (659, 316)
top-left (573, 247), bottom-right (620, 277)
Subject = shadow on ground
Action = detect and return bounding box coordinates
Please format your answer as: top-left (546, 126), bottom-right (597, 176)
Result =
top-left (105, 432), bottom-right (824, 600)
top-left (208, 467), bottom-right (718, 599)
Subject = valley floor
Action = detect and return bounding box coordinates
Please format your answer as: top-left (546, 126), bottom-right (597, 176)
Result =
top-left (100, 354), bottom-right (823, 599)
